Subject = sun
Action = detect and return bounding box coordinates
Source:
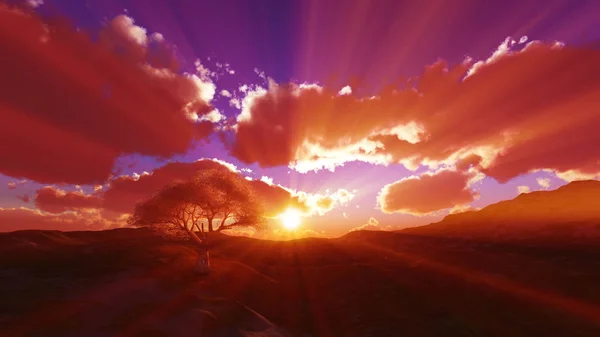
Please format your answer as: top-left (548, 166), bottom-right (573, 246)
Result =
top-left (280, 208), bottom-right (302, 230)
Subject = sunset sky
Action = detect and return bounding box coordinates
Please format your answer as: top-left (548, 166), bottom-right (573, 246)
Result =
top-left (1, 0), bottom-right (600, 238)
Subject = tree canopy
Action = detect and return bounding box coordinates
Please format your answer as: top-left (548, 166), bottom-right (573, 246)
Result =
top-left (128, 169), bottom-right (266, 244)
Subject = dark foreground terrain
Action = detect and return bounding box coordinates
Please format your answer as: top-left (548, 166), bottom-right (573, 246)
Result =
top-left (1, 228), bottom-right (600, 337)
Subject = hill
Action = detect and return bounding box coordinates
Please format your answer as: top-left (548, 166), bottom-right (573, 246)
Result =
top-left (403, 180), bottom-right (600, 242)
top-left (2, 227), bottom-right (600, 336)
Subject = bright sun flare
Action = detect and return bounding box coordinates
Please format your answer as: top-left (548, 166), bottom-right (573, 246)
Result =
top-left (280, 208), bottom-right (302, 230)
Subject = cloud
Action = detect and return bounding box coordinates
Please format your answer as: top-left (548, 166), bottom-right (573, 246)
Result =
top-left (0, 207), bottom-right (124, 232)
top-left (7, 180), bottom-right (27, 190)
top-left (229, 98), bottom-right (241, 109)
top-left (34, 186), bottom-right (102, 214)
top-left (199, 109), bottom-right (225, 123)
top-left (245, 179), bottom-right (352, 218)
top-left (102, 159), bottom-right (235, 213)
top-left (537, 177), bottom-right (551, 190)
top-left (449, 204), bottom-right (480, 214)
top-left (377, 169), bottom-right (478, 215)
top-left (293, 188), bottom-right (356, 216)
top-left (0, 8), bottom-right (217, 185)
top-left (229, 38), bottom-right (600, 182)
top-left (220, 90), bottom-right (232, 97)
top-left (96, 158), bottom-right (348, 220)
top-left (554, 170), bottom-right (599, 182)
top-left (349, 217), bottom-right (381, 232)
top-left (245, 179), bottom-right (309, 217)
top-left (25, 0), bottom-right (44, 8)
top-left (30, 156), bottom-right (351, 223)
top-left (338, 85), bottom-right (352, 95)
top-left (260, 176), bottom-right (274, 185)
top-left (517, 185), bottom-right (531, 194)
top-left (17, 194), bottom-right (30, 203)
top-left (465, 36), bottom-right (526, 78)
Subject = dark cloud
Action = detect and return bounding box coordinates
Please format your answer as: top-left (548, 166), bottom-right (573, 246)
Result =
top-left (0, 7), bottom-right (216, 185)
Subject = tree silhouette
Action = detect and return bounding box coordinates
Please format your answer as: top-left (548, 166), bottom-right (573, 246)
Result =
top-left (128, 171), bottom-right (266, 274)
top-left (128, 169), bottom-right (266, 239)
top-left (127, 181), bottom-right (205, 245)
top-left (190, 169), bottom-right (266, 232)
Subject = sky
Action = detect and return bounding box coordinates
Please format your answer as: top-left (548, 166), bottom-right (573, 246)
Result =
top-left (1, 0), bottom-right (600, 238)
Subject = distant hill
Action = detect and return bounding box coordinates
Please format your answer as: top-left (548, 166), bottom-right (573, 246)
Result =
top-left (3, 221), bottom-right (600, 336)
top-left (403, 180), bottom-right (600, 242)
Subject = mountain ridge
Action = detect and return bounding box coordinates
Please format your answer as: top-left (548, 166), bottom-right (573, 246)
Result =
top-left (402, 179), bottom-right (600, 241)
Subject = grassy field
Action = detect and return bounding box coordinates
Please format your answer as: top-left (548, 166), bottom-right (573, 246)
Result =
top-left (2, 228), bottom-right (600, 337)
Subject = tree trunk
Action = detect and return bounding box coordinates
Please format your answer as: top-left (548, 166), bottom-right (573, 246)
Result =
top-left (186, 228), bottom-right (204, 246)
top-left (194, 247), bottom-right (211, 275)
top-left (185, 227), bottom-right (210, 275)
top-left (208, 216), bottom-right (214, 232)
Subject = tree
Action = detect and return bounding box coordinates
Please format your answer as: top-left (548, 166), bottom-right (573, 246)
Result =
top-left (127, 181), bottom-right (205, 245)
top-left (128, 169), bottom-right (267, 241)
top-left (190, 169), bottom-right (267, 232)
top-left (128, 180), bottom-right (214, 275)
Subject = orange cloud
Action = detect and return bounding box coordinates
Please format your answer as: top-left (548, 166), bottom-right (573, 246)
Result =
top-left (517, 185), bottom-right (531, 194)
top-left (230, 38), bottom-right (600, 182)
top-left (35, 186), bottom-right (103, 214)
top-left (349, 217), bottom-right (383, 232)
top-left (102, 159), bottom-right (235, 213)
top-left (0, 207), bottom-right (124, 232)
top-left (7, 180), bottom-right (26, 190)
top-left (449, 204), bottom-right (479, 214)
top-left (247, 179), bottom-right (355, 218)
top-left (378, 169), bottom-right (478, 215)
top-left (246, 179), bottom-right (311, 217)
top-left (0, 7), bottom-right (216, 185)
top-left (36, 158), bottom-right (350, 222)
top-left (537, 178), bottom-right (551, 190)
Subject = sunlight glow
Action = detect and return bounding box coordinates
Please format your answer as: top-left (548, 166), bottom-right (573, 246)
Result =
top-left (279, 208), bottom-right (302, 230)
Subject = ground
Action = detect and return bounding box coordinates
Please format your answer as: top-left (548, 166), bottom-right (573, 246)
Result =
top-left (1, 228), bottom-right (600, 337)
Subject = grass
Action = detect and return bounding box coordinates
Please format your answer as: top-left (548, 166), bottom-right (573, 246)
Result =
top-left (2, 228), bottom-right (600, 337)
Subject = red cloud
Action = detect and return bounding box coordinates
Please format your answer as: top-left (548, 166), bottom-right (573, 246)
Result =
top-left (29, 157), bottom-right (351, 221)
top-left (16, 194), bottom-right (30, 203)
top-left (0, 207), bottom-right (123, 232)
top-left (101, 159), bottom-right (347, 217)
top-left (0, 7), bottom-right (216, 185)
top-left (35, 186), bottom-right (102, 214)
top-left (99, 157), bottom-right (353, 217)
top-left (102, 159), bottom-right (234, 213)
top-left (246, 179), bottom-right (310, 217)
top-left (7, 180), bottom-right (27, 190)
top-left (230, 39), bottom-right (600, 182)
top-left (378, 170), bottom-right (478, 215)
